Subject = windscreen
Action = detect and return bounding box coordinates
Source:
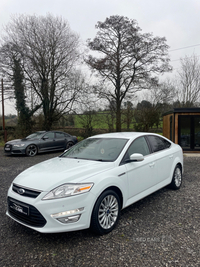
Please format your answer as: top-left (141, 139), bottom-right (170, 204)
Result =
top-left (26, 132), bottom-right (45, 139)
top-left (61, 138), bottom-right (128, 162)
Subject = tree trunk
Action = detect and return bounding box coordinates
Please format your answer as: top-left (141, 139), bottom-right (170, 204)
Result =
top-left (116, 101), bottom-right (121, 132)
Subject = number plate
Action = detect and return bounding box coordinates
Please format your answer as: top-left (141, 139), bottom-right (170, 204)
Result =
top-left (9, 199), bottom-right (29, 216)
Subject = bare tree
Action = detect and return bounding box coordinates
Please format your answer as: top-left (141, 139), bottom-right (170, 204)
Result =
top-left (76, 87), bottom-right (102, 137)
top-left (150, 79), bottom-right (176, 105)
top-left (175, 54), bottom-right (200, 105)
top-left (134, 100), bottom-right (160, 132)
top-left (122, 101), bottom-right (134, 131)
top-left (86, 15), bottom-right (172, 131)
top-left (0, 14), bottom-right (81, 130)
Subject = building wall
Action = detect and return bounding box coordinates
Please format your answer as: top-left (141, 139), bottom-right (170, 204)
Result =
top-left (163, 113), bottom-right (173, 141)
top-left (163, 110), bottom-right (200, 152)
top-left (175, 112), bottom-right (200, 144)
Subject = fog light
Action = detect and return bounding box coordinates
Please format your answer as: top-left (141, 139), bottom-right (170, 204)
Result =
top-left (51, 207), bottom-right (84, 224)
top-left (56, 214), bottom-right (81, 224)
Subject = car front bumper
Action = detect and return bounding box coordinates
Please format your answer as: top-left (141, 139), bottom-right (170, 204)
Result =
top-left (4, 144), bottom-right (26, 155)
top-left (6, 185), bottom-right (96, 233)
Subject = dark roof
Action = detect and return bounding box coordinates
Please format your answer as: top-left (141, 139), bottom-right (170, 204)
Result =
top-left (163, 107), bottom-right (200, 116)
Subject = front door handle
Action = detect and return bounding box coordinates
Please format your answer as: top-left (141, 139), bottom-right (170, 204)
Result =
top-left (149, 162), bottom-right (155, 168)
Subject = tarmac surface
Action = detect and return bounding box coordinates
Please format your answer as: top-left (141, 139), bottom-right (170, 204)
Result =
top-left (0, 147), bottom-right (200, 267)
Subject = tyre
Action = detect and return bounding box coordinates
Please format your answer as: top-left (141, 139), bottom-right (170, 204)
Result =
top-left (66, 141), bottom-right (74, 149)
top-left (169, 165), bottom-right (182, 190)
top-left (26, 144), bottom-right (38, 157)
top-left (90, 190), bottom-right (121, 235)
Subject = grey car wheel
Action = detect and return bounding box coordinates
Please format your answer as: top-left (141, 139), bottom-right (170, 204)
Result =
top-left (169, 165), bottom-right (182, 190)
top-left (66, 141), bottom-right (74, 149)
top-left (90, 190), bottom-right (120, 235)
top-left (26, 144), bottom-right (38, 157)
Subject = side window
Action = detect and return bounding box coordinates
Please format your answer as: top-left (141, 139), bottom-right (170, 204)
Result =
top-left (56, 132), bottom-right (65, 139)
top-left (43, 132), bottom-right (55, 139)
top-left (163, 138), bottom-right (171, 149)
top-left (123, 137), bottom-right (150, 162)
top-left (147, 135), bottom-right (171, 152)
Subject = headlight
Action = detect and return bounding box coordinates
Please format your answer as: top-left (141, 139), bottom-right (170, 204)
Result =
top-left (13, 144), bottom-right (25, 147)
top-left (42, 183), bottom-right (94, 200)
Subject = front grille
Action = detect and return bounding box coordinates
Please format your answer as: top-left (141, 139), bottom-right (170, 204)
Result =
top-left (12, 184), bottom-right (41, 198)
top-left (11, 150), bottom-right (22, 154)
top-left (8, 197), bottom-right (47, 228)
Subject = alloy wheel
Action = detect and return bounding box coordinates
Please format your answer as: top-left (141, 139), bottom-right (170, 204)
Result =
top-left (98, 194), bottom-right (119, 229)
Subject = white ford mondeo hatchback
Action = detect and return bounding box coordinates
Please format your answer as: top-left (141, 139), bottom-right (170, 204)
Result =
top-left (7, 132), bottom-right (183, 235)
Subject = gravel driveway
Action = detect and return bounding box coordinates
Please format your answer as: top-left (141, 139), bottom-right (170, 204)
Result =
top-left (0, 147), bottom-right (200, 267)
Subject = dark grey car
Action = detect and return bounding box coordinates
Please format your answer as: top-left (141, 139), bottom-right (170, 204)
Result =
top-left (4, 131), bottom-right (78, 156)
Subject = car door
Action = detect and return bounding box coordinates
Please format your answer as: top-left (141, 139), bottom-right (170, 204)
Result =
top-left (39, 132), bottom-right (57, 151)
top-left (146, 135), bottom-right (173, 183)
top-left (122, 136), bottom-right (156, 199)
top-left (54, 132), bottom-right (67, 149)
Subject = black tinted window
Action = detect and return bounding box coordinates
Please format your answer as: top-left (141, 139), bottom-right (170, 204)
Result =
top-left (56, 132), bottom-right (65, 139)
top-left (43, 132), bottom-right (55, 139)
top-left (147, 136), bottom-right (171, 152)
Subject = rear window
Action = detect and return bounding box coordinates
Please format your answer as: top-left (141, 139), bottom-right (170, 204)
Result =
top-left (147, 136), bottom-right (171, 153)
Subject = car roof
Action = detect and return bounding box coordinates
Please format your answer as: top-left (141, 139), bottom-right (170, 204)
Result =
top-left (40, 131), bottom-right (67, 134)
top-left (48, 130), bottom-right (66, 133)
top-left (90, 132), bottom-right (161, 140)
top-left (35, 131), bottom-right (46, 133)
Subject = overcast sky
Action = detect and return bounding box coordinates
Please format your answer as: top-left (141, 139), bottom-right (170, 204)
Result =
top-left (1, 0), bottom-right (200, 114)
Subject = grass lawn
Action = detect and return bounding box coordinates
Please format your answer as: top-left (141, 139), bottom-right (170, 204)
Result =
top-left (74, 112), bottom-right (163, 131)
top-left (0, 112), bottom-right (163, 146)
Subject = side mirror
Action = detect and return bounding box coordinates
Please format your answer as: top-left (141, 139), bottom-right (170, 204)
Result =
top-left (42, 136), bottom-right (49, 140)
top-left (129, 153), bottom-right (144, 162)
